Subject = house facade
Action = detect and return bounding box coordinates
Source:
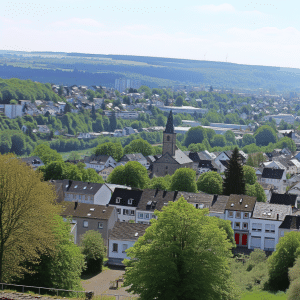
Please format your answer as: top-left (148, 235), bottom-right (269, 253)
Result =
top-left (84, 155), bottom-right (116, 172)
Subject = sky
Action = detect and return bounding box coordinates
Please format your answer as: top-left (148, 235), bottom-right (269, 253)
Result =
top-left (0, 0), bottom-right (299, 68)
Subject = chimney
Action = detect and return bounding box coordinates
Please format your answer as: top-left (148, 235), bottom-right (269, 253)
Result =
top-left (74, 201), bottom-right (78, 210)
top-left (277, 214), bottom-right (279, 220)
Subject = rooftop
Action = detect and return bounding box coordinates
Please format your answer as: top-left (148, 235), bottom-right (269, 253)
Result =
top-left (252, 202), bottom-right (292, 221)
top-left (109, 222), bottom-right (149, 241)
top-left (225, 194), bottom-right (257, 212)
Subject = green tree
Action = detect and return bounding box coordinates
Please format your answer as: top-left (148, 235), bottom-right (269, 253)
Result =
top-left (268, 231), bottom-right (300, 291)
top-left (175, 96), bottom-right (184, 106)
top-left (211, 134), bottom-right (226, 148)
top-left (31, 143), bottom-right (63, 165)
top-left (242, 134), bottom-right (255, 147)
top-left (254, 125), bottom-right (278, 146)
top-left (64, 102), bottom-right (72, 114)
top-left (197, 171), bottom-right (223, 194)
top-left (20, 215), bottom-right (85, 291)
top-left (148, 177), bottom-right (169, 190)
top-left (224, 130), bottom-right (236, 145)
top-left (223, 147), bottom-right (245, 195)
top-left (40, 161), bottom-right (67, 181)
top-left (0, 153), bottom-right (59, 282)
top-left (94, 142), bottom-right (123, 161)
top-left (243, 165), bottom-right (257, 185)
top-left (107, 161), bottom-right (149, 189)
top-left (109, 112), bottom-right (117, 132)
top-left (81, 230), bottom-right (106, 274)
top-left (124, 139), bottom-right (153, 157)
top-left (184, 126), bottom-right (207, 147)
top-left (245, 182), bottom-right (266, 202)
top-left (91, 105), bottom-right (96, 120)
top-left (123, 197), bottom-right (237, 300)
top-left (67, 151), bottom-right (81, 161)
top-left (170, 168), bottom-right (197, 193)
top-left (287, 257), bottom-right (300, 300)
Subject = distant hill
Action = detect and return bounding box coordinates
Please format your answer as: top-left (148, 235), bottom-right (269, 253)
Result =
top-left (0, 50), bottom-right (299, 91)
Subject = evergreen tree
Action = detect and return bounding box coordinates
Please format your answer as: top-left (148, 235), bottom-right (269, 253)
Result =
top-left (101, 102), bottom-right (106, 110)
top-left (91, 104), bottom-right (96, 120)
top-left (223, 147), bottom-right (245, 195)
top-left (109, 112), bottom-right (117, 132)
top-left (64, 102), bottom-right (71, 114)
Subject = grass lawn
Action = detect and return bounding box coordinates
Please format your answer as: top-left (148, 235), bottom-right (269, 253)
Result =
top-left (241, 291), bottom-right (286, 300)
top-left (59, 147), bottom-right (95, 160)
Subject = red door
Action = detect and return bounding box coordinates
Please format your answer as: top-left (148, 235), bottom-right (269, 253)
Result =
top-left (235, 233), bottom-right (240, 245)
top-left (242, 234), bottom-right (248, 246)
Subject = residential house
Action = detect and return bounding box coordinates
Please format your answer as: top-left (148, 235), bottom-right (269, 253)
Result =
top-left (61, 202), bottom-right (117, 246)
top-left (259, 168), bottom-right (286, 193)
top-left (0, 104), bottom-right (23, 119)
top-left (249, 202), bottom-right (292, 251)
top-left (83, 155), bottom-right (117, 172)
top-left (108, 222), bottom-right (149, 266)
top-left (78, 132), bottom-right (91, 139)
top-left (109, 188), bottom-right (143, 222)
top-left (209, 195), bottom-right (230, 219)
top-left (122, 127), bottom-right (135, 136)
top-left (37, 125), bottom-right (50, 133)
top-left (279, 215), bottom-right (300, 238)
top-left (225, 194), bottom-right (257, 247)
top-left (54, 179), bottom-right (113, 206)
top-left (270, 193), bottom-right (297, 208)
top-left (118, 153), bottom-right (148, 168)
top-left (98, 166), bottom-right (114, 181)
top-left (20, 156), bottom-right (44, 170)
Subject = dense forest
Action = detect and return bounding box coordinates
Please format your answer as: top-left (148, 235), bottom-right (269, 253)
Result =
top-left (1, 51), bottom-right (300, 90)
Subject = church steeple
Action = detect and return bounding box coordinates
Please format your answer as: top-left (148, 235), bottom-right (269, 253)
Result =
top-left (163, 110), bottom-right (176, 156)
top-left (164, 110), bottom-right (174, 134)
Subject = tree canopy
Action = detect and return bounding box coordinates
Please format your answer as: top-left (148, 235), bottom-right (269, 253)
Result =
top-left (107, 161), bottom-right (149, 189)
top-left (93, 142), bottom-right (123, 161)
top-left (254, 125), bottom-right (278, 146)
top-left (31, 143), bottom-right (63, 165)
top-left (0, 153), bottom-right (59, 282)
top-left (243, 165), bottom-right (257, 185)
top-left (170, 168), bottom-right (197, 193)
top-left (123, 138), bottom-right (153, 157)
top-left (197, 171), bottom-right (223, 194)
top-left (123, 197), bottom-right (237, 300)
top-left (184, 126), bottom-right (207, 147)
top-left (245, 182), bottom-right (266, 202)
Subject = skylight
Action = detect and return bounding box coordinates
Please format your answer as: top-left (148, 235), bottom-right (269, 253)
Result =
top-left (83, 186), bottom-right (87, 190)
top-left (135, 232), bottom-right (138, 237)
top-left (90, 208), bottom-right (95, 211)
top-left (74, 185), bottom-right (78, 188)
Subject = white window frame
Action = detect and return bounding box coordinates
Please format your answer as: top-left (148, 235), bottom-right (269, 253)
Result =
top-left (122, 244), bottom-right (128, 253)
top-left (138, 213), bottom-right (144, 219)
top-left (98, 222), bottom-right (103, 229)
top-left (116, 197), bottom-right (121, 204)
top-left (117, 208), bottom-right (121, 214)
top-left (83, 220), bottom-right (88, 228)
top-left (128, 198), bottom-right (133, 205)
top-left (236, 212), bottom-right (241, 219)
top-left (228, 211), bottom-right (234, 218)
top-left (112, 243), bottom-right (118, 252)
top-left (130, 210), bottom-right (135, 216)
top-left (244, 213), bottom-right (249, 218)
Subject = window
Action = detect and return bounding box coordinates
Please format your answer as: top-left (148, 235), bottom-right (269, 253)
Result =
top-left (117, 208), bottom-right (121, 214)
top-left (123, 209), bottom-right (129, 215)
top-left (167, 135), bottom-right (170, 141)
top-left (130, 210), bottom-right (135, 216)
top-left (236, 212), bottom-right (241, 218)
top-left (98, 222), bottom-right (103, 229)
top-left (145, 213), bottom-right (150, 219)
top-left (78, 195), bottom-right (81, 200)
top-left (112, 243), bottom-right (118, 252)
top-left (90, 196), bottom-right (94, 201)
top-left (228, 211), bottom-right (234, 218)
top-left (83, 221), bottom-right (88, 228)
top-left (151, 214), bottom-right (156, 219)
top-left (138, 213), bottom-right (144, 219)
top-left (243, 223), bottom-right (248, 230)
top-left (195, 203), bottom-right (199, 209)
top-left (270, 224), bottom-right (275, 233)
top-left (244, 213), bottom-right (249, 218)
top-left (116, 197), bottom-right (121, 204)
top-left (265, 224), bottom-right (275, 233)
top-left (128, 198), bottom-right (133, 205)
top-left (252, 223), bottom-right (262, 232)
top-left (235, 222), bottom-right (240, 229)
top-left (122, 244), bottom-right (128, 253)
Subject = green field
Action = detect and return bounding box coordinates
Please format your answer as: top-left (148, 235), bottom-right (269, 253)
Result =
top-left (241, 291), bottom-right (286, 300)
top-left (59, 147), bottom-right (95, 160)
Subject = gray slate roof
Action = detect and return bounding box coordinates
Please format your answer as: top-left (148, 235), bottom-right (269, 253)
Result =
top-left (109, 222), bottom-right (149, 241)
top-left (55, 179), bottom-right (103, 195)
top-left (225, 194), bottom-right (256, 212)
top-left (62, 202), bottom-right (115, 220)
top-left (210, 195), bottom-right (230, 214)
top-left (252, 202), bottom-right (292, 221)
top-left (262, 168), bottom-right (284, 179)
top-left (120, 153), bottom-right (146, 162)
top-left (173, 149), bottom-right (193, 164)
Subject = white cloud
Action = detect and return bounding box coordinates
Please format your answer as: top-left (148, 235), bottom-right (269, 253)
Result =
top-left (196, 4), bottom-right (236, 13)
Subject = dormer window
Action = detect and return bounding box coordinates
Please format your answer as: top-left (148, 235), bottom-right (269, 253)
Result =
top-left (128, 198), bottom-right (133, 205)
top-left (116, 197), bottom-right (121, 204)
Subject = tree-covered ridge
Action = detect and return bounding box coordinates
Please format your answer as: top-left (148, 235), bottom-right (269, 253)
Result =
top-left (0, 78), bottom-right (61, 103)
top-left (1, 51), bottom-right (300, 90)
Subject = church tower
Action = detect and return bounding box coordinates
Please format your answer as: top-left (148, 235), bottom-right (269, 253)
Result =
top-left (162, 110), bottom-right (176, 156)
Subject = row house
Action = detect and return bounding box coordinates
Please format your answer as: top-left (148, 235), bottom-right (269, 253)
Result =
top-left (118, 153), bottom-right (148, 168)
top-left (249, 202), bottom-right (292, 251)
top-left (225, 195), bottom-right (257, 247)
top-left (83, 155), bottom-right (116, 172)
top-left (259, 168), bottom-right (286, 193)
top-left (53, 179), bottom-right (112, 206)
top-left (61, 201), bottom-right (117, 246)
top-left (109, 188), bottom-right (144, 222)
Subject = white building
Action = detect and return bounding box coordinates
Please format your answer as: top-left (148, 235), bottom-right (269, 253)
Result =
top-left (159, 106), bottom-right (208, 115)
top-left (249, 202), bottom-right (292, 251)
top-left (0, 104), bottom-right (23, 119)
top-left (108, 222), bottom-right (148, 266)
top-left (83, 155), bottom-right (117, 172)
top-left (259, 168), bottom-right (286, 193)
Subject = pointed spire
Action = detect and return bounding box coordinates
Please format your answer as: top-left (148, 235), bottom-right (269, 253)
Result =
top-left (164, 110), bottom-right (174, 134)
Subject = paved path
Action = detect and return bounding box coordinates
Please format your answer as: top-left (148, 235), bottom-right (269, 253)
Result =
top-left (81, 269), bottom-right (137, 299)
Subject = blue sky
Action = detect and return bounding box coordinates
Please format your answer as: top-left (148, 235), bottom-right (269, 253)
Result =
top-left (0, 0), bottom-right (299, 68)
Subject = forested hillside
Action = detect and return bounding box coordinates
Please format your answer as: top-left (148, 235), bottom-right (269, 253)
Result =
top-left (0, 51), bottom-right (300, 90)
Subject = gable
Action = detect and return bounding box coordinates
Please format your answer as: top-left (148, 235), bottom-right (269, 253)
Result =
top-left (154, 153), bottom-right (178, 164)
